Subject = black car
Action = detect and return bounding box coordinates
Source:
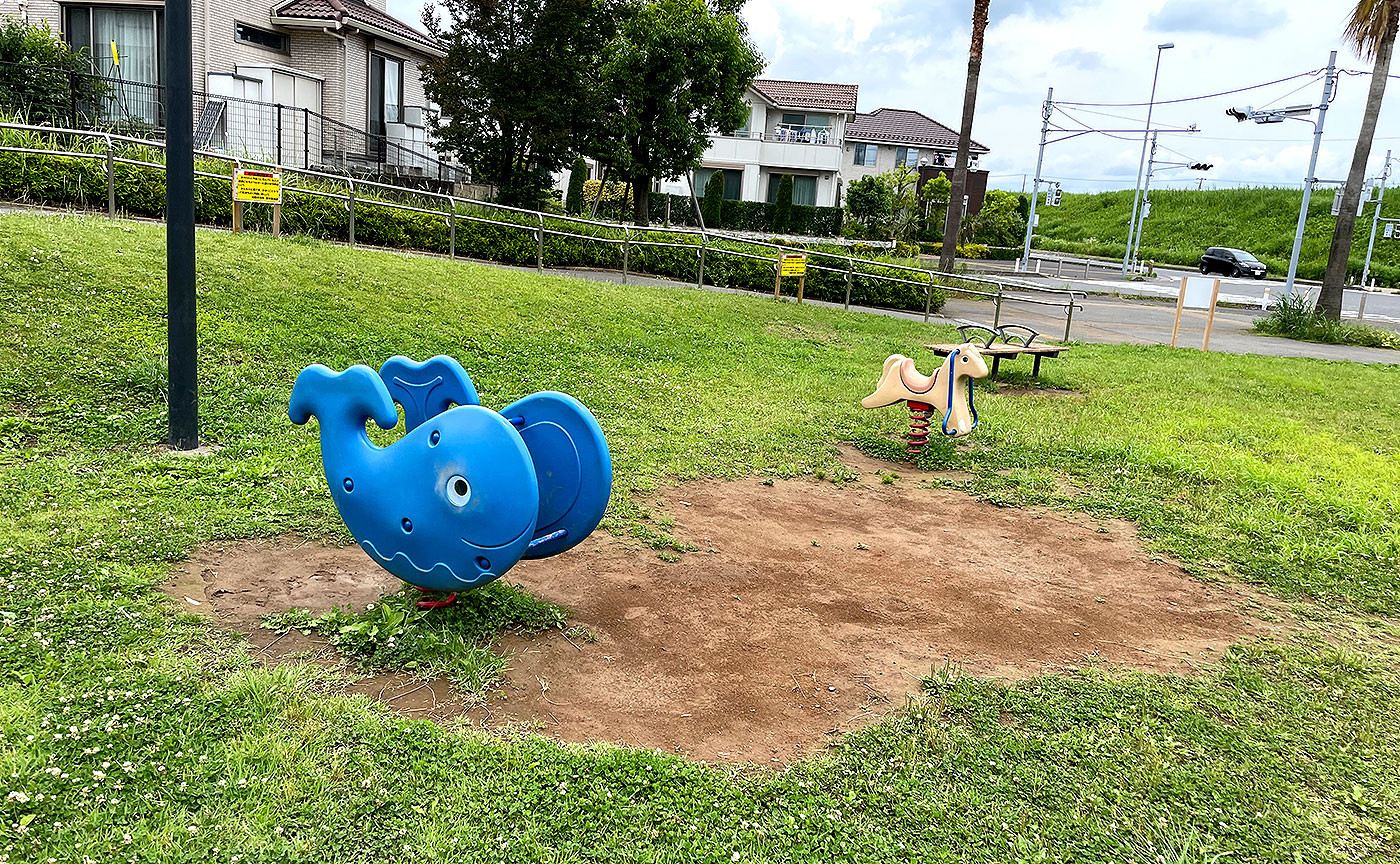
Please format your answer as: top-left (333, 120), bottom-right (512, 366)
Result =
top-left (1200, 247), bottom-right (1267, 279)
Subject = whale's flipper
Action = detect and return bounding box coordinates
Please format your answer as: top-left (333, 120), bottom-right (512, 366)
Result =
top-left (379, 355), bottom-right (480, 432)
top-left (500, 392), bottom-right (612, 559)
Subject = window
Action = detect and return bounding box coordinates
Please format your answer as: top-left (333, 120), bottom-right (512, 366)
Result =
top-left (766, 174), bottom-right (817, 206)
top-left (895, 146), bottom-right (920, 168)
top-left (63, 5), bottom-right (163, 126)
top-left (370, 51), bottom-right (404, 132)
top-left (696, 168), bottom-right (742, 200)
top-left (235, 23), bottom-right (289, 53)
top-left (854, 143), bottom-right (877, 166)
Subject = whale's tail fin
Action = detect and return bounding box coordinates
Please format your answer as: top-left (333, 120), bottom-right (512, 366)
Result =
top-left (379, 355), bottom-right (480, 432)
top-left (289, 365), bottom-right (399, 436)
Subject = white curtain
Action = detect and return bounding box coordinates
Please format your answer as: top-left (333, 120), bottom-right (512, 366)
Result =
top-left (793, 176), bottom-right (817, 207)
top-left (93, 9), bottom-right (159, 125)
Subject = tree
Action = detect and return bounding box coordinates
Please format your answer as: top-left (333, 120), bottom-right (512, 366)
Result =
top-left (939, 0), bottom-right (991, 273)
top-left (702, 169), bottom-right (725, 228)
top-left (421, 0), bottom-right (609, 207)
top-left (844, 175), bottom-right (893, 239)
top-left (594, 0), bottom-right (763, 226)
top-left (0, 18), bottom-right (107, 127)
top-left (921, 174), bottom-right (952, 240)
top-left (772, 174), bottom-right (793, 233)
top-left (887, 165), bottom-right (920, 242)
top-left (1319, 0), bottom-right (1400, 318)
top-left (967, 189), bottom-right (1026, 247)
top-left (565, 157), bottom-right (588, 215)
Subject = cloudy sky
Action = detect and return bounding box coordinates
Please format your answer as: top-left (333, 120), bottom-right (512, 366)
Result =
top-left (388, 0), bottom-right (1391, 193)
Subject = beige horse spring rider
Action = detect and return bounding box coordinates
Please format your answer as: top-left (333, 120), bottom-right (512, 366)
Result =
top-left (861, 344), bottom-right (989, 452)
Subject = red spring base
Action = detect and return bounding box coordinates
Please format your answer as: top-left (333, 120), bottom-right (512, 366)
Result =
top-left (412, 585), bottom-right (458, 608)
top-left (907, 400), bottom-right (933, 455)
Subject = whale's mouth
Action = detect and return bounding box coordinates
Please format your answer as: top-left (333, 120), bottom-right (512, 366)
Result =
top-left (359, 520), bottom-right (534, 587)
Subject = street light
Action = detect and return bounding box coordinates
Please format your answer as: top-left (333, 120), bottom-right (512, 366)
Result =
top-left (1226, 51), bottom-right (1338, 299)
top-left (1122, 42), bottom-right (1174, 277)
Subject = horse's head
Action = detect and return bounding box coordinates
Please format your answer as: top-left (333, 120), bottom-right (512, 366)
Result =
top-left (950, 343), bottom-right (990, 381)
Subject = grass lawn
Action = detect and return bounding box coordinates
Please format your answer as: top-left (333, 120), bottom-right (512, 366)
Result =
top-left (1, 213), bottom-right (1399, 863)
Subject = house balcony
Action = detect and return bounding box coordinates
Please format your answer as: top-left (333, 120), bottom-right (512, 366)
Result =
top-left (705, 130), bottom-right (843, 173)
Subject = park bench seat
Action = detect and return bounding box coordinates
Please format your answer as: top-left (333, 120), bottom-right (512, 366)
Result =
top-left (925, 324), bottom-right (1070, 378)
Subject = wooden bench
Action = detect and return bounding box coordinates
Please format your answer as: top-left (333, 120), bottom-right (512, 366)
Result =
top-left (925, 324), bottom-right (1070, 379)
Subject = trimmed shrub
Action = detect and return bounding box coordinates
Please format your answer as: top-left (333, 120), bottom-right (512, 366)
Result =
top-left (772, 174), bottom-right (793, 234)
top-left (702, 169), bottom-right (724, 229)
top-left (564, 157), bottom-right (587, 215)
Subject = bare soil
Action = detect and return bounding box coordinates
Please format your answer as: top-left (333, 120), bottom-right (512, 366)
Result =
top-left (166, 450), bottom-right (1275, 763)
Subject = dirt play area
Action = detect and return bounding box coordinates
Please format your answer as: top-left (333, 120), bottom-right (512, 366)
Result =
top-left (165, 450), bottom-right (1278, 764)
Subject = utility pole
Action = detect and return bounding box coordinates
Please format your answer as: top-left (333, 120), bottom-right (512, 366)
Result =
top-left (1020, 88), bottom-right (1053, 272)
top-left (1362, 149), bottom-right (1392, 288)
top-left (1128, 131), bottom-right (1159, 274)
top-left (1123, 43), bottom-right (1175, 276)
top-left (1283, 51), bottom-right (1338, 298)
top-left (166, 0), bottom-right (198, 449)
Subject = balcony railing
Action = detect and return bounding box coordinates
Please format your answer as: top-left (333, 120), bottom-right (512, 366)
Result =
top-left (711, 126), bottom-right (841, 146)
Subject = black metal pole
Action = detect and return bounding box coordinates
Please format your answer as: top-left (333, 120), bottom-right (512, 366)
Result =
top-left (165, 0), bottom-right (198, 449)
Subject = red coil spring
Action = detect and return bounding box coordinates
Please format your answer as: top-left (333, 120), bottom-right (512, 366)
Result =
top-left (906, 400), bottom-right (933, 455)
top-left (413, 585), bottom-right (458, 609)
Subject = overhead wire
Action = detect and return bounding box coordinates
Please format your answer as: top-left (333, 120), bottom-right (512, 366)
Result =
top-left (1056, 70), bottom-right (1322, 108)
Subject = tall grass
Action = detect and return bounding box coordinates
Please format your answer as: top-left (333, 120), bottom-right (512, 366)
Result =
top-left (1035, 186), bottom-right (1400, 286)
top-left (1254, 292), bottom-right (1400, 349)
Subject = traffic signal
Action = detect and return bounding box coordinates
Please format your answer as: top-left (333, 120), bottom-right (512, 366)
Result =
top-left (1188, 162), bottom-right (1213, 171)
top-left (1046, 182), bottom-right (1063, 207)
top-left (1225, 107), bottom-right (1251, 123)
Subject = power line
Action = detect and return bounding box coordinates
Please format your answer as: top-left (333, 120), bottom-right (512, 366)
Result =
top-left (1056, 70), bottom-right (1321, 108)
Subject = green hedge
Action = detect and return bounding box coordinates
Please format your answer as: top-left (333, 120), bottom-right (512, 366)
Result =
top-left (648, 192), bottom-right (843, 237)
top-left (0, 129), bottom-right (942, 314)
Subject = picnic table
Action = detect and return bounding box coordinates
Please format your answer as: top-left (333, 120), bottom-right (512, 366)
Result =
top-left (926, 324), bottom-right (1070, 379)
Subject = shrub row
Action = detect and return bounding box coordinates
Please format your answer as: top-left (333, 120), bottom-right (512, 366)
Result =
top-left (0, 129), bottom-right (944, 314)
top-left (648, 192), bottom-right (844, 237)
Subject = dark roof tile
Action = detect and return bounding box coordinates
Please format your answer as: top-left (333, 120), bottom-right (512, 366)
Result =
top-left (275, 0), bottom-right (443, 54)
top-left (751, 79), bottom-right (858, 113)
top-left (847, 108), bottom-right (988, 152)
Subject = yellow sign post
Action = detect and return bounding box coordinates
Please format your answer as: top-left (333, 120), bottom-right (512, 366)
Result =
top-left (231, 169), bottom-right (283, 237)
top-left (775, 254), bottom-right (808, 302)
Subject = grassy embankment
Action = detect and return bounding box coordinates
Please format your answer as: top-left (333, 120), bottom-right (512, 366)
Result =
top-left (1, 213), bottom-right (1398, 862)
top-left (1034, 186), bottom-right (1400, 287)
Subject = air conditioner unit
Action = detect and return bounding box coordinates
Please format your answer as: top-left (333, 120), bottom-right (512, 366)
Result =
top-left (403, 105), bottom-right (424, 128)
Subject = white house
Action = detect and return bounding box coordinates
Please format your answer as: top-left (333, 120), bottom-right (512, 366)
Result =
top-left (660, 78), bottom-right (858, 209)
top-left (15, 0), bottom-right (451, 176)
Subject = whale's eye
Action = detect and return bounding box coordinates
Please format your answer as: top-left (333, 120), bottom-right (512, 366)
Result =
top-left (343, 477), bottom-right (354, 492)
top-left (430, 430), bottom-right (440, 446)
top-left (401, 518), bottom-right (413, 533)
top-left (447, 474), bottom-right (471, 506)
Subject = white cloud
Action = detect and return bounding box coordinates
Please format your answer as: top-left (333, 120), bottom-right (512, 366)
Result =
top-left (390, 0), bottom-right (1395, 193)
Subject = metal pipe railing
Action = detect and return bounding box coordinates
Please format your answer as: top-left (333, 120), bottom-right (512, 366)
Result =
top-left (0, 120), bottom-right (1086, 337)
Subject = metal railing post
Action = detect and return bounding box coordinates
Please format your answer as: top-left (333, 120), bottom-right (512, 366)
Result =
top-left (622, 226), bottom-right (630, 284)
top-left (105, 135), bottom-right (116, 218)
top-left (303, 107), bottom-right (309, 168)
top-left (844, 257), bottom-right (853, 310)
top-left (536, 213), bottom-right (545, 274)
top-left (1064, 300), bottom-right (1076, 341)
top-left (448, 203), bottom-right (456, 259)
top-left (993, 283), bottom-right (1003, 328)
top-left (347, 181), bottom-right (356, 246)
top-left (276, 104), bottom-right (283, 166)
top-left (697, 231), bottom-right (707, 289)
top-left (1358, 289), bottom-right (1368, 321)
top-left (923, 272), bottom-right (933, 322)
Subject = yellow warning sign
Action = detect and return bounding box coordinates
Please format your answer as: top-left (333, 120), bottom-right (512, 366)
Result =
top-left (780, 254), bottom-right (807, 277)
top-left (233, 169), bottom-right (282, 204)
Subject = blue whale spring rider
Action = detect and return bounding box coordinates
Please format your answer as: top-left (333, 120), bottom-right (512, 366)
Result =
top-left (289, 356), bottom-right (611, 596)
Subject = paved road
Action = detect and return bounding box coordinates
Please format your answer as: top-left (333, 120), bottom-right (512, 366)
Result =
top-left (971, 258), bottom-right (1400, 327)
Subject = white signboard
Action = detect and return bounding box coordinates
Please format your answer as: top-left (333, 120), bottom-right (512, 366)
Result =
top-left (1181, 276), bottom-right (1217, 310)
top-left (1172, 276), bottom-right (1222, 350)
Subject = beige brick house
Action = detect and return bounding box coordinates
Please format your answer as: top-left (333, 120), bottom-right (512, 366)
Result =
top-left (13, 0), bottom-right (449, 174)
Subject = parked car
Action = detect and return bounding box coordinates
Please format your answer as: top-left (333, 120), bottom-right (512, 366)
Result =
top-left (1200, 247), bottom-right (1267, 279)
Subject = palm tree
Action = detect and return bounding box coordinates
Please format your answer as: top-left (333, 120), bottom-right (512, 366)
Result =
top-left (1319, 0), bottom-right (1400, 318)
top-left (939, 0), bottom-right (991, 273)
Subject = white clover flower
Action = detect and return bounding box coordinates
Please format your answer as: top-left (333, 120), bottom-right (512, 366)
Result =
top-left (5, 791), bottom-right (29, 804)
